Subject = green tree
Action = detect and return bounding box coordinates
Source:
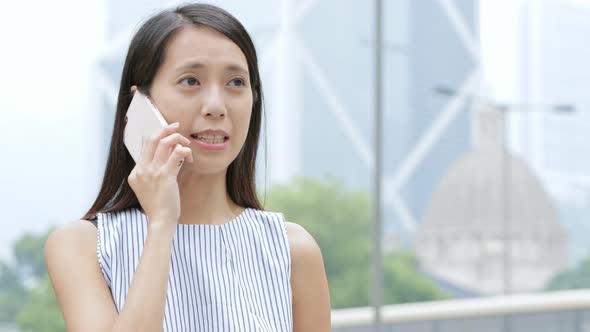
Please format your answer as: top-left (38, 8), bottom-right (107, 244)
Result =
top-left (545, 256), bottom-right (590, 291)
top-left (383, 252), bottom-right (446, 303)
top-left (263, 176), bottom-right (447, 308)
top-left (14, 232), bottom-right (50, 281)
top-left (0, 261), bottom-right (27, 322)
top-left (0, 228), bottom-right (65, 331)
top-left (17, 275), bottom-right (65, 332)
top-left (263, 176), bottom-right (372, 307)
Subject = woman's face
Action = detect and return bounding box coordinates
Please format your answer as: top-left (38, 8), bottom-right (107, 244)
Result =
top-left (148, 26), bottom-right (253, 174)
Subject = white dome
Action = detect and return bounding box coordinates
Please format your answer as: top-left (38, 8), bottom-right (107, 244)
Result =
top-left (419, 148), bottom-right (563, 234)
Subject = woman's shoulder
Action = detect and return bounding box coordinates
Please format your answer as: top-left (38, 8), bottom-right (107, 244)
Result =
top-left (249, 209), bottom-right (319, 255)
top-left (45, 219), bottom-right (99, 270)
top-left (246, 209), bottom-right (319, 254)
top-left (283, 222), bottom-right (322, 260)
top-left (46, 219), bottom-right (98, 249)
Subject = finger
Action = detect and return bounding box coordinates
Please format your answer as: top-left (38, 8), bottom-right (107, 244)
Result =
top-left (140, 122), bottom-right (180, 165)
top-left (165, 144), bottom-right (192, 174)
top-left (154, 133), bottom-right (192, 165)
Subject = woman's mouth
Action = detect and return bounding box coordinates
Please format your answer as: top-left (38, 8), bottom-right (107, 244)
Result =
top-left (190, 134), bottom-right (229, 151)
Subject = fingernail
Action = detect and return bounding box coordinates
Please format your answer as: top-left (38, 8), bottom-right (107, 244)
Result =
top-left (169, 122), bottom-right (179, 127)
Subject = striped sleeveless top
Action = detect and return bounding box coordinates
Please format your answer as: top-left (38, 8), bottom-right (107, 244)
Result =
top-left (93, 207), bottom-right (293, 331)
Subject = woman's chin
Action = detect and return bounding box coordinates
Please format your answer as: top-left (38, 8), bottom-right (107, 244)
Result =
top-left (179, 160), bottom-right (229, 177)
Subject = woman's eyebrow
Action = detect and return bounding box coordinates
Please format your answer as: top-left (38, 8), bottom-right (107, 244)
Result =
top-left (175, 61), bottom-right (204, 72)
top-left (175, 62), bottom-right (249, 75)
top-left (226, 64), bottom-right (249, 76)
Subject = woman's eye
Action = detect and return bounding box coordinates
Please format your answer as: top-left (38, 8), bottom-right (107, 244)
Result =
top-left (228, 77), bottom-right (246, 87)
top-left (179, 77), bottom-right (199, 86)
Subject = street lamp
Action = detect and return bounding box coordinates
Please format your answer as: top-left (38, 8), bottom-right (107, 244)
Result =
top-left (373, 0), bottom-right (384, 330)
top-left (433, 84), bottom-right (575, 295)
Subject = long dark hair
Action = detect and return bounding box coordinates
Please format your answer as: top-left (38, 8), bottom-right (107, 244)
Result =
top-left (82, 3), bottom-right (264, 220)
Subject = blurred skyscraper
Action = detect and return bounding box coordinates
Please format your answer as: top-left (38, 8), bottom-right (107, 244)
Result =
top-left (509, 0), bottom-right (590, 264)
top-left (515, 0), bottom-right (590, 181)
top-left (382, 0), bottom-right (480, 243)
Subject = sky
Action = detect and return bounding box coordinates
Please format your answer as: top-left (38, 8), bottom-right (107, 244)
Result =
top-left (479, 0), bottom-right (522, 102)
top-left (0, 0), bottom-right (106, 260)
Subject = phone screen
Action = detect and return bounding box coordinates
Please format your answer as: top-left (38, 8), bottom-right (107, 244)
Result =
top-left (123, 91), bottom-right (168, 163)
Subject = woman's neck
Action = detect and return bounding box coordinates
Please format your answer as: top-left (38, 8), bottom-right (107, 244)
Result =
top-left (177, 169), bottom-right (242, 225)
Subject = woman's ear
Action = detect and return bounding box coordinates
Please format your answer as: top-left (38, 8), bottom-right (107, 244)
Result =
top-left (130, 85), bottom-right (138, 95)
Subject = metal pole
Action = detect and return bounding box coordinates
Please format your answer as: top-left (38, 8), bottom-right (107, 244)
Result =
top-left (373, 0), bottom-right (384, 330)
top-left (500, 107), bottom-right (512, 297)
top-left (502, 107), bottom-right (513, 332)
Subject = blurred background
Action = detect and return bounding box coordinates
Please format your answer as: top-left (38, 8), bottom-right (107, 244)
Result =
top-left (1, 0), bottom-right (590, 331)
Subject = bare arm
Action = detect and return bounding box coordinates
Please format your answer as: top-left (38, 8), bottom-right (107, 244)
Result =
top-left (286, 222), bottom-right (331, 331)
top-left (45, 219), bottom-right (176, 332)
top-left (45, 220), bottom-right (117, 331)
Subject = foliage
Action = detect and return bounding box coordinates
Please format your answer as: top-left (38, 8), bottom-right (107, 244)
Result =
top-left (263, 176), bottom-right (447, 308)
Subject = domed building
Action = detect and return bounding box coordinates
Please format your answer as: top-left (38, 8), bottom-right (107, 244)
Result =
top-left (415, 105), bottom-right (568, 295)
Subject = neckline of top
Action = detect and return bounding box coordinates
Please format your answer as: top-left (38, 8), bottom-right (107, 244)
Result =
top-left (131, 207), bottom-right (252, 228)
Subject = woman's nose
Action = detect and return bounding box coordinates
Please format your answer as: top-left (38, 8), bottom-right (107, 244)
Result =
top-left (201, 88), bottom-right (226, 117)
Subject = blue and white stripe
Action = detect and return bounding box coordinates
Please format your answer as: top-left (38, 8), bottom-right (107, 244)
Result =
top-left (96, 207), bottom-right (293, 331)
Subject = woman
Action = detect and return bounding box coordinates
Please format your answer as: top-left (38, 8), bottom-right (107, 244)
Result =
top-left (45, 3), bottom-right (331, 331)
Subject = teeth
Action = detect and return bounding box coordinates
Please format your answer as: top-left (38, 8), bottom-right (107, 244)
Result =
top-left (196, 135), bottom-right (225, 144)
top-left (197, 134), bottom-right (225, 140)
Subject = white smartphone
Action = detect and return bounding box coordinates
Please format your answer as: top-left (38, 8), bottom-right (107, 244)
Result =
top-left (123, 91), bottom-right (168, 163)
